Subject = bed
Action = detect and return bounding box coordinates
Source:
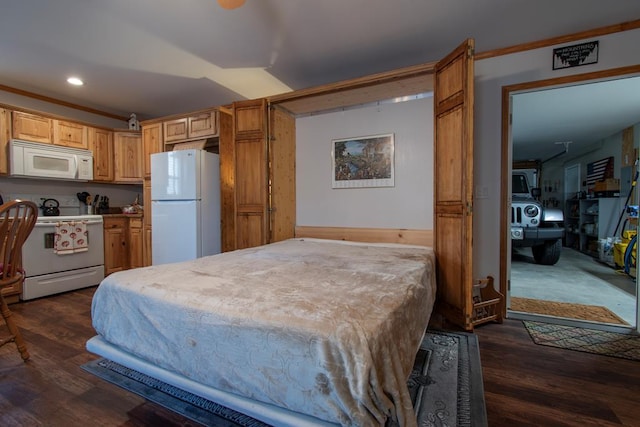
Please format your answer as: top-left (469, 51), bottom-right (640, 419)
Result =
top-left (86, 237), bottom-right (436, 426)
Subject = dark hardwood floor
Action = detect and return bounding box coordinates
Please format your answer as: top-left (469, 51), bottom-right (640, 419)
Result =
top-left (1, 287), bottom-right (638, 426)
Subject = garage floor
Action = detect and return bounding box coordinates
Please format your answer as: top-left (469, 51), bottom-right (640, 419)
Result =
top-left (510, 247), bottom-right (637, 326)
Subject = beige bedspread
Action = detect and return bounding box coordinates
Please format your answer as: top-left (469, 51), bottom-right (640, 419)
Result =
top-left (91, 238), bottom-right (436, 426)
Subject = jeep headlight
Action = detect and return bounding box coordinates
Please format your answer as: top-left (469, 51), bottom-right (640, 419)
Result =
top-left (524, 205), bottom-right (539, 217)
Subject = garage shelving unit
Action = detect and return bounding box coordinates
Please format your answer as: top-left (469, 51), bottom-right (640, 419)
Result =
top-left (565, 198), bottom-right (621, 256)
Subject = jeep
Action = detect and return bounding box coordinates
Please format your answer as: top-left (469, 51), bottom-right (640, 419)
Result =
top-left (511, 171), bottom-right (564, 265)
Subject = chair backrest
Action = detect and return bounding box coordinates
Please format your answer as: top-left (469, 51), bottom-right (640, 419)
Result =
top-left (0, 200), bottom-right (38, 288)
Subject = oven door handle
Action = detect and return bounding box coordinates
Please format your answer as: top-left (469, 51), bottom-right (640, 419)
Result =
top-left (35, 220), bottom-right (103, 227)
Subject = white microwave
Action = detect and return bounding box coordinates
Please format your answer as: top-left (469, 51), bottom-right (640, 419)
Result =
top-left (9, 139), bottom-right (93, 181)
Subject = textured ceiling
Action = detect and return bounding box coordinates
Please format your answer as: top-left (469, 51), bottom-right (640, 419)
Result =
top-left (1, 1), bottom-right (639, 161)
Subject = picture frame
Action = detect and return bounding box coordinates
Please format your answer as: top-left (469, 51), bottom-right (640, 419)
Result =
top-left (332, 133), bottom-right (395, 189)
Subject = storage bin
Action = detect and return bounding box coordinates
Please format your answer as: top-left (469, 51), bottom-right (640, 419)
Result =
top-left (471, 276), bottom-right (504, 327)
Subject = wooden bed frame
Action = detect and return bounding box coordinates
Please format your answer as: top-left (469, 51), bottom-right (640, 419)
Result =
top-left (294, 226), bottom-right (433, 247)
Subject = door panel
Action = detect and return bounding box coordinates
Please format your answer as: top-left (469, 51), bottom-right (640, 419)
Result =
top-left (434, 39), bottom-right (475, 330)
top-left (435, 107), bottom-right (464, 202)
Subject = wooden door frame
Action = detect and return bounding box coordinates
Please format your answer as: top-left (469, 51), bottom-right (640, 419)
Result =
top-left (499, 64), bottom-right (640, 314)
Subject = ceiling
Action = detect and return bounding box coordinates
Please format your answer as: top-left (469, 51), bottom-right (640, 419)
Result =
top-left (1, 0), bottom-right (640, 159)
top-left (512, 75), bottom-right (640, 163)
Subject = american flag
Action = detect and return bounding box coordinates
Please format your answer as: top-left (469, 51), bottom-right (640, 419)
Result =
top-left (586, 156), bottom-right (614, 186)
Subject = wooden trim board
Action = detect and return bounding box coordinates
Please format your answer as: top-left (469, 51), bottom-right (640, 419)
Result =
top-left (294, 226), bottom-right (433, 247)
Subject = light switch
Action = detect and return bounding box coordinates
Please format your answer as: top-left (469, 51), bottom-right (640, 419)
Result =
top-left (475, 186), bottom-right (489, 199)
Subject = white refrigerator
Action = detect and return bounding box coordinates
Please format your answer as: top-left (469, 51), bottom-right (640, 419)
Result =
top-left (151, 149), bottom-right (221, 265)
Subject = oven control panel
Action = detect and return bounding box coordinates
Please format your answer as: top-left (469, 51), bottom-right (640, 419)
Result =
top-left (7, 194), bottom-right (83, 216)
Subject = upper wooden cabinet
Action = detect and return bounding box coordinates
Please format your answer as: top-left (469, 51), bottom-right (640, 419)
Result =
top-left (12, 111), bottom-right (52, 143)
top-left (113, 130), bottom-right (142, 183)
top-left (89, 127), bottom-right (114, 182)
top-left (163, 118), bottom-right (188, 142)
top-left (189, 111), bottom-right (217, 138)
top-left (53, 119), bottom-right (88, 149)
top-left (142, 122), bottom-right (162, 178)
top-left (163, 110), bottom-right (218, 144)
top-left (234, 103), bottom-right (265, 139)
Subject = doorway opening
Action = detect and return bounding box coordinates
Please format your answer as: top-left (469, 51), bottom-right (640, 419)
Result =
top-left (501, 66), bottom-right (640, 332)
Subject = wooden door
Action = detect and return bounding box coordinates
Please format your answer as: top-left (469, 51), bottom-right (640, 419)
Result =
top-left (218, 108), bottom-right (236, 252)
top-left (434, 39), bottom-right (475, 330)
top-left (269, 106), bottom-right (296, 243)
top-left (235, 137), bottom-right (267, 248)
top-left (89, 127), bottom-right (114, 182)
top-left (233, 99), bottom-right (267, 250)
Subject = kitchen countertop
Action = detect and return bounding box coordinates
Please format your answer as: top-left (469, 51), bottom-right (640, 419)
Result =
top-left (101, 213), bottom-right (144, 218)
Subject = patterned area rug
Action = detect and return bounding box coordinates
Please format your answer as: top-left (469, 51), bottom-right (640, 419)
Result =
top-left (511, 297), bottom-right (628, 325)
top-left (523, 320), bottom-right (640, 361)
top-left (81, 330), bottom-right (486, 427)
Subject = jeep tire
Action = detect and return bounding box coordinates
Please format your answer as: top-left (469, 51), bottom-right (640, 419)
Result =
top-left (531, 239), bottom-right (562, 265)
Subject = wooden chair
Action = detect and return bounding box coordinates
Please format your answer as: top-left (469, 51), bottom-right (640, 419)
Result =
top-left (0, 200), bottom-right (38, 361)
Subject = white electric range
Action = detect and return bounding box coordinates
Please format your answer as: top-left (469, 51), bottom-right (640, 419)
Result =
top-left (9, 194), bottom-right (105, 300)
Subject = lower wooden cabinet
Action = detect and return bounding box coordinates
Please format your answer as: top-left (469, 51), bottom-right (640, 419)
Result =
top-left (128, 217), bottom-right (144, 269)
top-left (103, 217), bottom-right (127, 275)
top-left (103, 215), bottom-right (144, 276)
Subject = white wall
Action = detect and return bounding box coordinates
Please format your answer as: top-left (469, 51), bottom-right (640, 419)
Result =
top-left (296, 96), bottom-right (433, 229)
top-left (475, 28), bottom-right (640, 282)
top-left (1, 89), bottom-right (126, 128)
top-left (0, 177), bottom-right (142, 213)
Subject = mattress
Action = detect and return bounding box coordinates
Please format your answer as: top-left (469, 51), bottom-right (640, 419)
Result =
top-left (90, 238), bottom-right (436, 426)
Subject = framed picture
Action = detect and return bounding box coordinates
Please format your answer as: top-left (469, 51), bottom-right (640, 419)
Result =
top-left (332, 133), bottom-right (394, 188)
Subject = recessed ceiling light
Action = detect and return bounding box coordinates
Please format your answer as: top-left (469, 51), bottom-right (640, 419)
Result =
top-left (67, 77), bottom-right (84, 86)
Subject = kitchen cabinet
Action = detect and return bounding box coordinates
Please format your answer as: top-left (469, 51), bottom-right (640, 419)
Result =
top-left (103, 215), bottom-right (145, 275)
top-left (142, 122), bottom-right (162, 178)
top-left (128, 217), bottom-right (144, 269)
top-left (222, 99), bottom-right (295, 251)
top-left (141, 123), bottom-right (161, 266)
top-left (53, 119), bottom-right (88, 149)
top-left (0, 108), bottom-right (10, 174)
top-left (89, 127), bottom-right (114, 182)
top-left (163, 118), bottom-right (188, 142)
top-left (163, 109), bottom-right (218, 144)
top-left (12, 111), bottom-right (52, 143)
top-left (143, 178), bottom-right (152, 266)
top-left (103, 217), bottom-right (128, 275)
top-left (113, 130), bottom-right (142, 183)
